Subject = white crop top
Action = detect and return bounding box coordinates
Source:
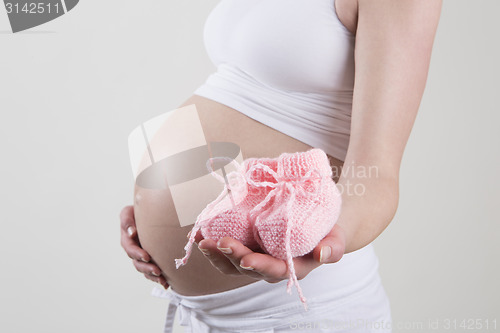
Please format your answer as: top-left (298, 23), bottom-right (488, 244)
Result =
top-left (193, 0), bottom-right (356, 161)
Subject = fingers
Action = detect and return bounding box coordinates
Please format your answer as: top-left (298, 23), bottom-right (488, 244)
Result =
top-left (215, 237), bottom-right (305, 283)
top-left (120, 206), bottom-right (148, 262)
top-left (312, 224), bottom-right (346, 264)
top-left (133, 259), bottom-right (162, 277)
top-left (198, 237), bottom-right (263, 279)
top-left (238, 252), bottom-right (289, 283)
top-left (119, 205), bottom-right (151, 262)
top-left (198, 236), bottom-right (321, 284)
top-left (128, 239), bottom-right (168, 289)
top-left (120, 226), bottom-right (151, 263)
top-left (215, 237), bottom-right (265, 278)
top-left (121, 232), bottom-right (148, 261)
top-left (120, 205), bottom-right (136, 236)
top-left (143, 273), bottom-right (169, 289)
top-left (197, 238), bottom-right (238, 275)
top-left (238, 252), bottom-right (318, 283)
top-left (120, 205), bottom-right (168, 289)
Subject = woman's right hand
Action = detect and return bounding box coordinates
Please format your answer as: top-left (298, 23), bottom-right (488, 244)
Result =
top-left (120, 205), bottom-right (169, 289)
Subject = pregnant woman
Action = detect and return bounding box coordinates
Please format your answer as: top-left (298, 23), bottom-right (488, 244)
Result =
top-left (120, 0), bottom-right (442, 331)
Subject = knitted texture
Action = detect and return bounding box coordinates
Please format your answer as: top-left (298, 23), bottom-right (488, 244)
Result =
top-left (175, 157), bottom-right (278, 269)
top-left (175, 148), bottom-right (342, 311)
top-left (248, 148), bottom-right (342, 309)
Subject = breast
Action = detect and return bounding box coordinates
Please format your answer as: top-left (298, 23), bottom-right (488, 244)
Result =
top-left (203, 0), bottom-right (355, 93)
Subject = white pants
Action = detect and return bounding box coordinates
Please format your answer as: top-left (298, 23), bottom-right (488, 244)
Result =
top-left (152, 244), bottom-right (392, 333)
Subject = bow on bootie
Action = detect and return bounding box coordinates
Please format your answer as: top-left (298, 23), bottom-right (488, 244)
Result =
top-left (175, 156), bottom-right (279, 269)
top-left (175, 157), bottom-right (249, 269)
top-left (245, 162), bottom-right (328, 310)
top-left (175, 149), bottom-right (341, 313)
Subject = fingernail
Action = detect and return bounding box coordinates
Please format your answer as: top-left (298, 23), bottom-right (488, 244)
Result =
top-left (217, 247), bottom-right (233, 255)
top-left (127, 226), bottom-right (135, 237)
top-left (152, 271), bottom-right (161, 277)
top-left (320, 246), bottom-right (332, 263)
top-left (187, 230), bottom-right (192, 239)
top-left (239, 264), bottom-right (254, 270)
top-left (199, 248), bottom-right (210, 256)
top-left (140, 257), bottom-right (148, 263)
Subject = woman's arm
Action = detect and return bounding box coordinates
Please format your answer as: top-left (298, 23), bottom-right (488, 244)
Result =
top-left (196, 0), bottom-right (443, 281)
top-left (335, 0), bottom-right (442, 253)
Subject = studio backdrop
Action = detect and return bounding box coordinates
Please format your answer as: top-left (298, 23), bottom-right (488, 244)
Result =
top-left (0, 0), bottom-right (498, 332)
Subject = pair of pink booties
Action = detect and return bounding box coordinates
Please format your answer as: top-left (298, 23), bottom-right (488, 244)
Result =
top-left (175, 148), bottom-right (342, 310)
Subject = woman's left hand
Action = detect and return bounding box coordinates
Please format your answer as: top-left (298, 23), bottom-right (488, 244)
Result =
top-left (195, 224), bottom-right (346, 283)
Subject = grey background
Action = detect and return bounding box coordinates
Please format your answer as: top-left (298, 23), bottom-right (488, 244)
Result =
top-left (0, 0), bottom-right (498, 332)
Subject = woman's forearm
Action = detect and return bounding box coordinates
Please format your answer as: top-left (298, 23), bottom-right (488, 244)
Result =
top-left (332, 0), bottom-right (442, 254)
top-left (335, 170), bottom-right (399, 254)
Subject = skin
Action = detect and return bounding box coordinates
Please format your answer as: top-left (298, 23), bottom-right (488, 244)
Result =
top-left (128, 94), bottom-right (344, 295)
top-left (120, 0), bottom-right (442, 290)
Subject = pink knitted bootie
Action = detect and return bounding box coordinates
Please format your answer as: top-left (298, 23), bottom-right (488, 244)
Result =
top-left (248, 148), bottom-right (342, 309)
top-left (175, 156), bottom-right (278, 269)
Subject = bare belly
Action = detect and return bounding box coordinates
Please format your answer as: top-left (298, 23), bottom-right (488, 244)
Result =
top-left (133, 94), bottom-right (344, 296)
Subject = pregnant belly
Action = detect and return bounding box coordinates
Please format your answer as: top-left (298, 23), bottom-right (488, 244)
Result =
top-left (133, 94), bottom-right (344, 296)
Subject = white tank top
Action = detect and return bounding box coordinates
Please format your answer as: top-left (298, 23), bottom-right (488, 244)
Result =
top-left (157, 5), bottom-right (389, 326)
top-left (193, 0), bottom-right (355, 161)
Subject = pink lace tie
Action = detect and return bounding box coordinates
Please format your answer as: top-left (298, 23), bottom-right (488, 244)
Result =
top-left (175, 157), bottom-right (247, 269)
top-left (246, 162), bottom-right (325, 311)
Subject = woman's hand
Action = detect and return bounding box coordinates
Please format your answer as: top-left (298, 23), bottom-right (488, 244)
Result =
top-left (195, 224), bottom-right (346, 283)
top-left (120, 205), bottom-right (169, 289)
